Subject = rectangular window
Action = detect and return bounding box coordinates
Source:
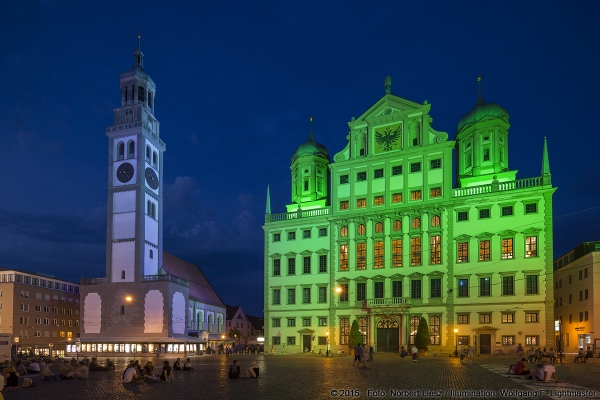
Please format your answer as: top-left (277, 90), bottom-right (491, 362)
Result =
top-left (340, 200), bottom-right (349, 210)
top-left (373, 281), bottom-right (384, 299)
top-left (585, 289), bottom-right (589, 299)
top-left (319, 255), bottom-right (327, 273)
top-left (479, 240), bottom-right (491, 261)
top-left (430, 159), bottom-right (441, 169)
top-left (526, 275), bottom-right (538, 294)
top-left (288, 258), bottom-right (296, 275)
top-left (357, 172), bottom-right (366, 181)
top-left (502, 238), bottom-right (514, 259)
top-left (339, 284), bottom-right (348, 302)
top-left (287, 337), bottom-right (295, 345)
top-left (302, 288), bottom-right (311, 304)
top-left (303, 257), bottom-right (311, 274)
top-left (457, 314), bottom-right (469, 324)
top-left (273, 289), bottom-right (280, 305)
top-left (356, 283), bottom-right (366, 301)
top-left (356, 243), bottom-right (366, 270)
top-left (392, 281), bottom-right (403, 298)
top-left (411, 280), bottom-right (422, 299)
top-left (288, 231), bottom-right (296, 240)
top-left (272, 318), bottom-right (281, 327)
top-left (374, 169), bottom-right (384, 178)
top-left (457, 242), bottom-right (469, 263)
top-left (340, 175), bottom-right (349, 184)
top-left (392, 193), bottom-right (403, 203)
top-left (502, 313), bottom-right (514, 323)
top-left (430, 278), bottom-right (441, 298)
top-left (374, 241), bottom-right (384, 268)
top-left (410, 190), bottom-right (422, 200)
top-left (430, 236), bottom-right (441, 264)
top-left (525, 336), bottom-right (538, 346)
top-left (457, 211), bottom-right (468, 221)
top-left (287, 289), bottom-right (296, 304)
top-left (356, 198), bottom-right (366, 208)
top-left (303, 230), bottom-right (311, 239)
top-left (457, 336), bottom-right (470, 345)
top-left (410, 162), bottom-right (421, 172)
top-left (374, 195), bottom-right (384, 205)
top-left (501, 206), bottom-right (514, 216)
top-left (525, 312), bottom-right (538, 323)
top-left (525, 203), bottom-right (537, 214)
top-left (584, 268), bottom-right (588, 278)
top-left (479, 209), bottom-right (490, 219)
top-left (392, 165), bottom-right (402, 175)
top-left (502, 336), bottom-right (515, 345)
top-left (458, 278), bottom-right (469, 297)
top-left (272, 337), bottom-right (281, 345)
top-left (273, 259), bottom-right (281, 276)
top-left (318, 318), bottom-right (327, 326)
top-left (525, 236), bottom-right (537, 257)
top-left (392, 239), bottom-right (402, 267)
top-left (318, 286), bottom-right (327, 303)
top-left (319, 228), bottom-right (327, 237)
top-left (479, 277), bottom-right (491, 296)
top-left (411, 237), bottom-right (421, 266)
top-left (479, 314), bottom-right (491, 323)
top-left (273, 233), bottom-right (280, 242)
top-left (430, 187), bottom-right (441, 198)
top-left (502, 276), bottom-right (514, 295)
top-left (339, 245), bottom-right (348, 270)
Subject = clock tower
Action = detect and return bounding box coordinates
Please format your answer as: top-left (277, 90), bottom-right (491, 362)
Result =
top-left (106, 36), bottom-right (165, 283)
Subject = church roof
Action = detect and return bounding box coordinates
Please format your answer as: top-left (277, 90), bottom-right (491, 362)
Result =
top-left (162, 253), bottom-right (225, 307)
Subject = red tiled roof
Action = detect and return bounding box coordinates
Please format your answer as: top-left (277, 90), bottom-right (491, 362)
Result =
top-left (162, 253), bottom-right (225, 307)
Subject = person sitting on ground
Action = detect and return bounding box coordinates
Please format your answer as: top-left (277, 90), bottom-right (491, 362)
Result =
top-left (541, 360), bottom-right (560, 382)
top-left (74, 361), bottom-right (89, 379)
top-left (123, 363), bottom-right (144, 383)
top-left (5, 367), bottom-right (20, 388)
top-left (183, 358), bottom-right (193, 371)
top-left (27, 359), bottom-right (40, 374)
top-left (134, 360), bottom-right (144, 378)
top-left (243, 361), bottom-right (259, 378)
top-left (60, 360), bottom-right (75, 379)
top-left (160, 360), bottom-right (174, 382)
top-left (228, 360), bottom-right (241, 379)
top-left (529, 363), bottom-right (545, 381)
top-left (15, 361), bottom-right (27, 375)
top-left (89, 358), bottom-right (100, 372)
top-left (513, 358), bottom-right (530, 376)
top-left (70, 357), bottom-right (78, 367)
top-left (576, 348), bottom-right (585, 362)
top-left (585, 347), bottom-right (593, 360)
top-left (173, 357), bottom-right (181, 370)
top-left (41, 360), bottom-right (59, 380)
top-left (144, 361), bottom-right (160, 382)
top-left (82, 357), bottom-right (89, 367)
top-left (105, 358), bottom-right (115, 371)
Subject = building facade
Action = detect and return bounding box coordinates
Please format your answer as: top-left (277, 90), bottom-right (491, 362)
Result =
top-left (264, 78), bottom-right (556, 354)
top-left (76, 38), bottom-right (226, 357)
top-left (0, 268), bottom-right (80, 357)
top-left (553, 241), bottom-right (600, 353)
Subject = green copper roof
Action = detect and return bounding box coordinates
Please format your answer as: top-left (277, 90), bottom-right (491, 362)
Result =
top-left (291, 130), bottom-right (329, 164)
top-left (457, 93), bottom-right (509, 132)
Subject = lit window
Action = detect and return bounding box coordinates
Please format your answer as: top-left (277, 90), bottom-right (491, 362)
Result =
top-left (393, 220), bottom-right (402, 231)
top-left (457, 242), bottom-right (469, 263)
top-left (457, 314), bottom-right (469, 324)
top-left (340, 226), bottom-right (348, 237)
top-left (392, 240), bottom-right (402, 267)
top-left (502, 313), bottom-right (514, 323)
top-left (525, 336), bottom-right (538, 346)
top-left (502, 336), bottom-right (515, 345)
top-left (525, 312), bottom-right (538, 323)
top-left (479, 240), bottom-right (491, 261)
top-left (340, 200), bottom-right (349, 210)
top-left (356, 198), bottom-right (366, 208)
top-left (357, 224), bottom-right (366, 235)
top-left (392, 193), bottom-right (403, 203)
top-left (430, 188), bottom-right (441, 198)
top-left (479, 313), bottom-right (491, 323)
top-left (339, 245), bottom-right (348, 271)
top-left (525, 236), bottom-right (537, 257)
top-left (411, 237), bottom-right (421, 266)
top-left (502, 238), bottom-right (514, 259)
top-left (374, 241), bottom-right (384, 268)
top-left (374, 195), bottom-right (384, 205)
top-left (356, 243), bottom-right (366, 270)
top-left (431, 215), bottom-right (440, 227)
top-left (374, 222), bottom-right (383, 233)
top-left (411, 218), bottom-right (420, 229)
top-left (410, 190), bottom-right (422, 200)
top-left (430, 236), bottom-right (441, 264)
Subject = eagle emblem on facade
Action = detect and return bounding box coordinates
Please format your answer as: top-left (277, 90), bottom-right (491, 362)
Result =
top-left (375, 126), bottom-right (402, 151)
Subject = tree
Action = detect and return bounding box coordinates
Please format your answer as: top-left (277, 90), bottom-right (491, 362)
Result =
top-left (227, 327), bottom-right (243, 342)
top-left (415, 317), bottom-right (431, 350)
top-left (349, 320), bottom-right (362, 352)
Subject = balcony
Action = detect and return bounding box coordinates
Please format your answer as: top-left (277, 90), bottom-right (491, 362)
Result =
top-left (266, 206), bottom-right (330, 223)
top-left (365, 297), bottom-right (411, 308)
top-left (452, 176), bottom-right (550, 198)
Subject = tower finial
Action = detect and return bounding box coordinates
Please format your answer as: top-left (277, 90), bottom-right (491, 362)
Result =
top-left (476, 75), bottom-right (484, 105)
top-left (137, 30), bottom-right (141, 49)
top-left (384, 76), bottom-right (392, 94)
top-left (265, 185), bottom-right (272, 215)
top-left (541, 136), bottom-right (551, 176)
top-left (308, 116), bottom-right (314, 141)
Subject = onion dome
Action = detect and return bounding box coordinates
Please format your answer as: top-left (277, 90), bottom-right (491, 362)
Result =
top-left (457, 77), bottom-right (509, 132)
top-left (291, 118), bottom-right (330, 164)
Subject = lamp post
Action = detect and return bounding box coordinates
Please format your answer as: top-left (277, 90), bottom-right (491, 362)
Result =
top-left (555, 319), bottom-right (562, 363)
top-left (326, 330), bottom-right (330, 357)
top-left (454, 329), bottom-right (458, 357)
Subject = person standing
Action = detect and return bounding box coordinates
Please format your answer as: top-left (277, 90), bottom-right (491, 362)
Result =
top-left (368, 345), bottom-right (374, 362)
top-left (400, 346), bottom-right (408, 363)
top-left (353, 343), bottom-right (361, 367)
top-left (467, 345), bottom-right (474, 363)
top-left (517, 343), bottom-right (524, 359)
top-left (411, 345), bottom-right (418, 362)
top-left (361, 344), bottom-right (368, 367)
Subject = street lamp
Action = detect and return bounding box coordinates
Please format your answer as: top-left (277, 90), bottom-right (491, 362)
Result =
top-left (555, 319), bottom-right (562, 363)
top-left (454, 329), bottom-right (458, 357)
top-left (326, 330), bottom-right (330, 357)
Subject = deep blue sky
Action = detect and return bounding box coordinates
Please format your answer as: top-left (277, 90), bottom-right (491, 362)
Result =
top-left (1, 1), bottom-right (599, 316)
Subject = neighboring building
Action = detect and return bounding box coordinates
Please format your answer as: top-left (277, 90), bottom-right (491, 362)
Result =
top-left (246, 315), bottom-right (264, 344)
top-left (0, 268), bottom-right (80, 357)
top-left (75, 38), bottom-right (226, 357)
top-left (263, 77), bottom-right (556, 354)
top-left (553, 241), bottom-right (600, 352)
top-left (226, 306), bottom-right (251, 343)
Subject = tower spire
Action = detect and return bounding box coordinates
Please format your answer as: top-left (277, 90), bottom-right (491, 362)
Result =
top-left (133, 32), bottom-right (144, 69)
top-left (541, 136), bottom-right (551, 175)
top-left (308, 116), bottom-right (314, 141)
top-left (265, 185), bottom-right (271, 214)
top-left (476, 75), bottom-right (485, 105)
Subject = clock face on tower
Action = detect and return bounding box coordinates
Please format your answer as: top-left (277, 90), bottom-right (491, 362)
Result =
top-left (116, 162), bottom-right (134, 183)
top-left (145, 167), bottom-right (159, 189)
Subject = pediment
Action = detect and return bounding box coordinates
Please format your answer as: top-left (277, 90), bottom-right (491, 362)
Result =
top-left (352, 94), bottom-right (427, 124)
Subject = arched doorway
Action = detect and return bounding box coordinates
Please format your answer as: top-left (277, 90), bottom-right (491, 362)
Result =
top-left (377, 317), bottom-right (399, 352)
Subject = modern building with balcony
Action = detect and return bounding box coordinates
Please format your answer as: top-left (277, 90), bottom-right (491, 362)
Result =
top-left (263, 77), bottom-right (556, 354)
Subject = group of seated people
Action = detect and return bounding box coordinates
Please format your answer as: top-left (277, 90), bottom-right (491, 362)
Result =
top-left (526, 347), bottom-right (557, 363)
top-left (123, 360), bottom-right (175, 383)
top-left (228, 360), bottom-right (259, 379)
top-left (510, 358), bottom-right (560, 382)
top-left (172, 358), bottom-right (194, 371)
top-left (574, 347), bottom-right (594, 362)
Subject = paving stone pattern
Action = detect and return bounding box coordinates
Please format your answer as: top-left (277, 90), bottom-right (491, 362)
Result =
top-left (3, 354), bottom-right (600, 400)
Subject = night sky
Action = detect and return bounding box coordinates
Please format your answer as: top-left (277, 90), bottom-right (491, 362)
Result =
top-left (1, 1), bottom-right (599, 317)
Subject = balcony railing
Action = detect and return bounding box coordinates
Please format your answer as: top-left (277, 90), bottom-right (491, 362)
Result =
top-left (80, 277), bottom-right (106, 285)
top-left (141, 273), bottom-right (189, 287)
top-left (266, 206), bottom-right (330, 223)
top-left (452, 176), bottom-right (549, 198)
top-left (365, 297), bottom-right (411, 308)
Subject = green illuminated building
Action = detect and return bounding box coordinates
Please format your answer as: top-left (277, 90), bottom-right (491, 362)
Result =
top-left (263, 78), bottom-right (555, 354)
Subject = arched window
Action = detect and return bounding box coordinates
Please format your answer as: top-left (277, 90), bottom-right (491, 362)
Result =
top-left (357, 317), bottom-right (367, 344)
top-left (148, 92), bottom-right (153, 109)
top-left (208, 314), bottom-right (214, 333)
top-left (409, 316), bottom-right (420, 344)
top-left (393, 220), bottom-right (402, 232)
top-left (197, 312), bottom-right (203, 331)
top-left (218, 315), bottom-right (223, 333)
top-left (357, 224), bottom-right (366, 235)
top-left (128, 140), bottom-right (135, 158)
top-left (120, 305), bottom-right (125, 315)
top-left (340, 318), bottom-right (349, 345)
top-left (431, 215), bottom-right (440, 228)
top-left (152, 151), bottom-right (158, 167)
top-left (412, 217), bottom-right (421, 229)
top-left (340, 226), bottom-right (348, 237)
top-left (121, 270), bottom-right (125, 280)
top-left (146, 145), bottom-right (151, 161)
top-left (375, 222), bottom-right (384, 233)
top-left (138, 86), bottom-right (145, 103)
top-left (117, 142), bottom-right (124, 160)
top-left (429, 316), bottom-right (441, 345)
top-left (149, 249), bottom-right (153, 259)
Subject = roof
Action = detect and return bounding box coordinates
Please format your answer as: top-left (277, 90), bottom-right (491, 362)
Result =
top-left (246, 315), bottom-right (264, 331)
top-left (457, 92), bottom-right (509, 132)
top-left (291, 132), bottom-right (329, 164)
top-left (226, 305), bottom-right (241, 320)
top-left (161, 252), bottom-right (225, 307)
